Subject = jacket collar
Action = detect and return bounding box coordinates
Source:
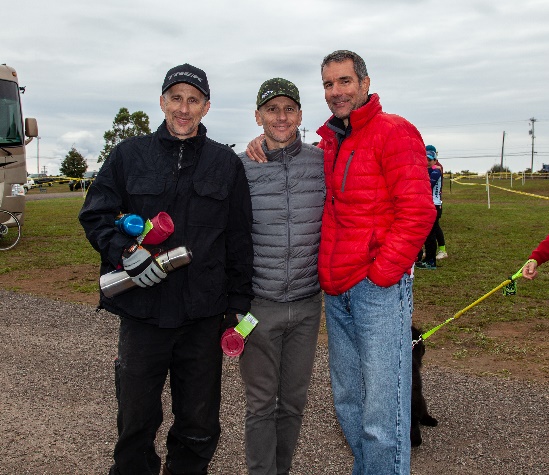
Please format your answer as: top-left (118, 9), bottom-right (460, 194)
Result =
top-left (326, 116), bottom-right (351, 144)
top-left (156, 121), bottom-right (207, 151)
top-left (261, 130), bottom-right (303, 162)
top-left (317, 93), bottom-right (382, 141)
top-left (347, 93), bottom-right (381, 130)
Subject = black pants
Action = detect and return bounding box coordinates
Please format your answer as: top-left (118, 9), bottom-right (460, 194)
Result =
top-left (418, 205), bottom-right (442, 263)
top-left (110, 315), bottom-right (223, 475)
top-left (434, 204), bottom-right (445, 247)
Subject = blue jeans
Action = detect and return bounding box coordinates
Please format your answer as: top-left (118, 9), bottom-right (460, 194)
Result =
top-left (325, 275), bottom-right (413, 475)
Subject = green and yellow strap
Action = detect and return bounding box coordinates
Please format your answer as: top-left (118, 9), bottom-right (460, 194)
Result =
top-left (413, 263), bottom-right (528, 348)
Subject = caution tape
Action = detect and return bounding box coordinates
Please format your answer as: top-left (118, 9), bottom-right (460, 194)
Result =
top-left (449, 176), bottom-right (549, 200)
top-left (449, 177), bottom-right (478, 186)
top-left (30, 176), bottom-right (94, 186)
top-left (487, 183), bottom-right (549, 200)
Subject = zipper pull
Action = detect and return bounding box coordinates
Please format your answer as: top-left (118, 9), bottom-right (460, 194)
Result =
top-left (178, 144), bottom-right (185, 170)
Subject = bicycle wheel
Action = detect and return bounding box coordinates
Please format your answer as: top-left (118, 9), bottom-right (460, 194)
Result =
top-left (0, 209), bottom-right (21, 251)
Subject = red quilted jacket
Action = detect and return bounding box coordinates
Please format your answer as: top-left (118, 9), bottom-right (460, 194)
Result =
top-left (530, 234), bottom-right (549, 267)
top-left (317, 94), bottom-right (436, 294)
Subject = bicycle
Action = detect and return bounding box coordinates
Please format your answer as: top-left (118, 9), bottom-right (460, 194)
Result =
top-left (0, 208), bottom-right (21, 251)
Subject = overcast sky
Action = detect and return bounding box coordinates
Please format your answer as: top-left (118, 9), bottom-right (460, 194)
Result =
top-left (4, 0), bottom-right (548, 175)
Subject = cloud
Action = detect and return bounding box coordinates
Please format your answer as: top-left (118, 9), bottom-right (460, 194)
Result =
top-left (7, 0), bottom-right (549, 174)
top-left (56, 131), bottom-right (99, 157)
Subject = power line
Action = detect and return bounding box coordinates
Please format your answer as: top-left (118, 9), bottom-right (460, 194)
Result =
top-left (439, 152), bottom-right (549, 160)
top-left (421, 118), bottom-right (547, 129)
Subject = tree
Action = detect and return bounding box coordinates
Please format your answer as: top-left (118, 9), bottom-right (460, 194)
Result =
top-left (97, 107), bottom-right (151, 163)
top-left (489, 164), bottom-right (510, 174)
top-left (60, 147), bottom-right (87, 178)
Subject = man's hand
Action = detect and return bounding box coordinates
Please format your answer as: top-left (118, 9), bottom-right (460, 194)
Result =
top-left (122, 244), bottom-right (167, 288)
top-left (245, 135), bottom-right (268, 163)
top-left (221, 313), bottom-right (239, 334)
top-left (522, 259), bottom-right (538, 280)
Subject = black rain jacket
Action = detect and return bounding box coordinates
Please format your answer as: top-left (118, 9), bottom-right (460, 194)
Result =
top-left (79, 121), bottom-right (253, 328)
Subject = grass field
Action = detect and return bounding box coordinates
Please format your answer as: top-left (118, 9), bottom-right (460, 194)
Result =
top-left (2, 177), bottom-right (548, 369)
top-left (413, 176), bottom-right (549, 329)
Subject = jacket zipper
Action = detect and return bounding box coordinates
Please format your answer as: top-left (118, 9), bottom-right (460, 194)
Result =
top-left (284, 157), bottom-right (291, 294)
top-left (178, 143), bottom-right (185, 170)
top-left (331, 150), bottom-right (355, 204)
top-left (341, 151), bottom-right (355, 192)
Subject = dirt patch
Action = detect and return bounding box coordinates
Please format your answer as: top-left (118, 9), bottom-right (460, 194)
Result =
top-left (412, 312), bottom-right (548, 383)
top-left (1, 265), bottom-right (100, 307)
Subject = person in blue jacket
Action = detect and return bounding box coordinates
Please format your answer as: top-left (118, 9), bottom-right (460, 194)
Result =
top-left (416, 149), bottom-right (443, 270)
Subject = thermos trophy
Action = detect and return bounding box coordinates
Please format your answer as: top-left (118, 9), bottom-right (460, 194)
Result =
top-left (100, 246), bottom-right (192, 298)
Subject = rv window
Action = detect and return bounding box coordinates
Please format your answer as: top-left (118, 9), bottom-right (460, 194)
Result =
top-left (0, 79), bottom-right (24, 146)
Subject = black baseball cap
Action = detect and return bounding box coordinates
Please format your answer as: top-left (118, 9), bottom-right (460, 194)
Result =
top-left (162, 63), bottom-right (210, 99)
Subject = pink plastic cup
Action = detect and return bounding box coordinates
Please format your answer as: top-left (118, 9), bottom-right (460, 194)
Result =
top-left (142, 212), bottom-right (174, 245)
top-left (221, 328), bottom-right (245, 357)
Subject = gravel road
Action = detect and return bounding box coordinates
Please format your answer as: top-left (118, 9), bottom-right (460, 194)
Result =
top-left (1, 289), bottom-right (547, 474)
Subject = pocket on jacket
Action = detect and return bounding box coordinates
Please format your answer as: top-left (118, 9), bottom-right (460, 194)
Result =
top-left (125, 175), bottom-right (167, 216)
top-left (189, 179), bottom-right (229, 228)
top-left (126, 175), bottom-right (166, 195)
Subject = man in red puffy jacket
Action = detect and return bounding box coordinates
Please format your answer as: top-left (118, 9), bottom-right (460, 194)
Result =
top-left (317, 50), bottom-right (435, 475)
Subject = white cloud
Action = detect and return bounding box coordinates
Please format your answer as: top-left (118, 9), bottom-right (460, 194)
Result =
top-left (6, 0), bottom-right (549, 174)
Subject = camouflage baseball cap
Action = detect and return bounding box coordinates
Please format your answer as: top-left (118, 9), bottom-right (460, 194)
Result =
top-left (256, 78), bottom-right (301, 108)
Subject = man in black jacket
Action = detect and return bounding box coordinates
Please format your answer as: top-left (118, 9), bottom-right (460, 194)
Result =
top-left (79, 63), bottom-right (253, 475)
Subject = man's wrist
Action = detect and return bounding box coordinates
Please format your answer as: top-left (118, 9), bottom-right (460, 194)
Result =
top-left (122, 242), bottom-right (139, 259)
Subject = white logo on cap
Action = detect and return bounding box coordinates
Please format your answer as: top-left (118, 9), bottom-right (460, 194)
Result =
top-left (261, 90), bottom-right (274, 99)
top-left (169, 71), bottom-right (203, 82)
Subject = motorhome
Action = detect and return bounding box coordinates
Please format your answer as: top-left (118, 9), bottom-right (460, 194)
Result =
top-left (0, 64), bottom-right (38, 226)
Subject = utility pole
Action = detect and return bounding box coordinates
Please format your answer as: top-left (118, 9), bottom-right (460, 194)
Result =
top-left (500, 131), bottom-right (506, 168)
top-left (300, 126), bottom-right (309, 142)
top-left (36, 135), bottom-right (41, 174)
top-left (529, 117), bottom-right (536, 176)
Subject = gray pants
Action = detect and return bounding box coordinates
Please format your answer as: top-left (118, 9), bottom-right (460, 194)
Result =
top-left (239, 293), bottom-right (322, 475)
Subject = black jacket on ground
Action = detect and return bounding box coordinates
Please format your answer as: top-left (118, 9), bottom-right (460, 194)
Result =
top-left (79, 121), bottom-right (254, 328)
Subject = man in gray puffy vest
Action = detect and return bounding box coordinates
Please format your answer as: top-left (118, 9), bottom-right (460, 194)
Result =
top-left (238, 78), bottom-right (325, 475)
